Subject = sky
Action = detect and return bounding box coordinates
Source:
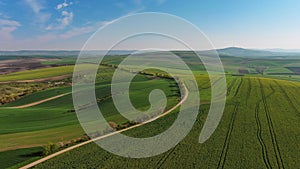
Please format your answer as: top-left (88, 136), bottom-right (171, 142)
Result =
top-left (0, 0), bottom-right (299, 50)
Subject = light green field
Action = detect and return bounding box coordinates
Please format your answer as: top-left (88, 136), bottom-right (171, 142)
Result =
top-left (264, 67), bottom-right (294, 74)
top-left (1, 55), bottom-right (300, 169)
top-left (34, 77), bottom-right (300, 169)
top-left (0, 65), bottom-right (181, 168)
top-left (41, 58), bottom-right (76, 65)
top-left (0, 66), bottom-right (74, 82)
top-left (4, 86), bottom-right (71, 107)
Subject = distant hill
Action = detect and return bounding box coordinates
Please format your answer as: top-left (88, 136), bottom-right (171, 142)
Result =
top-left (0, 50), bottom-right (80, 56)
top-left (261, 48), bottom-right (300, 53)
top-left (215, 47), bottom-right (300, 59)
top-left (0, 50), bottom-right (136, 57)
top-left (0, 48), bottom-right (299, 59)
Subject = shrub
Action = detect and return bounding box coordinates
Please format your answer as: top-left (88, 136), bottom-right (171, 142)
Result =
top-left (43, 142), bottom-right (57, 156)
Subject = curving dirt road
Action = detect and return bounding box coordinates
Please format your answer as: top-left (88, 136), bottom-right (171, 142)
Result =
top-left (20, 84), bottom-right (188, 169)
top-left (9, 92), bottom-right (71, 109)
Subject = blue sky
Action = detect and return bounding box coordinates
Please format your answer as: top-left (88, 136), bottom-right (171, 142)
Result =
top-left (0, 0), bottom-right (299, 50)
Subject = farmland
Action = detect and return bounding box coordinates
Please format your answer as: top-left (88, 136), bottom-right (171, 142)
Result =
top-left (0, 50), bottom-right (299, 168)
top-left (0, 66), bottom-right (74, 82)
top-left (33, 76), bottom-right (300, 169)
top-left (3, 0), bottom-right (300, 167)
top-left (0, 64), bottom-right (181, 168)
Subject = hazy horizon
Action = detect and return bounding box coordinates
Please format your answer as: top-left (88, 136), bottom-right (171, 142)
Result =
top-left (1, 46), bottom-right (300, 52)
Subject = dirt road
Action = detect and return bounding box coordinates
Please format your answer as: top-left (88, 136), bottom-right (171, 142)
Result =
top-left (20, 84), bottom-right (188, 169)
top-left (9, 92), bottom-right (71, 109)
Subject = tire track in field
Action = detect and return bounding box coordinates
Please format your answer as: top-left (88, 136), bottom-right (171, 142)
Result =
top-left (92, 154), bottom-right (114, 169)
top-left (233, 77), bottom-right (243, 97)
top-left (226, 78), bottom-right (237, 96)
top-left (202, 77), bottom-right (224, 90)
top-left (246, 78), bottom-right (252, 104)
top-left (255, 102), bottom-right (272, 169)
top-left (273, 80), bottom-right (300, 118)
top-left (254, 79), bottom-right (276, 169)
top-left (217, 103), bottom-right (239, 169)
top-left (156, 146), bottom-right (177, 169)
top-left (259, 80), bottom-right (285, 169)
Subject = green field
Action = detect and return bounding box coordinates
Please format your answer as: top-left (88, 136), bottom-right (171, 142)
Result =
top-left (2, 0), bottom-right (300, 167)
top-left (0, 66), bottom-right (74, 82)
top-left (33, 76), bottom-right (300, 169)
top-left (0, 53), bottom-right (300, 168)
top-left (0, 147), bottom-right (43, 169)
top-left (264, 67), bottom-right (294, 74)
top-left (0, 65), bottom-right (181, 168)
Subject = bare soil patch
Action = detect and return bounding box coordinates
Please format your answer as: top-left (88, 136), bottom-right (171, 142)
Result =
top-left (0, 58), bottom-right (63, 75)
top-left (286, 67), bottom-right (300, 74)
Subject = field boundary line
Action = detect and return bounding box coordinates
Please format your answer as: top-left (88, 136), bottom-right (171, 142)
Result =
top-left (20, 83), bottom-right (188, 169)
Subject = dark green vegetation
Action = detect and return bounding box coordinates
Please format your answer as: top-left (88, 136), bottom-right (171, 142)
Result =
top-left (0, 147), bottom-right (43, 169)
top-left (0, 49), bottom-right (299, 168)
top-left (34, 76), bottom-right (300, 169)
top-left (0, 64), bottom-right (180, 168)
top-left (99, 50), bottom-right (300, 79)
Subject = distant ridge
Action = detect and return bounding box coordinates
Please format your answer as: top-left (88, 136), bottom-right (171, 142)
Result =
top-left (0, 50), bottom-right (136, 56)
top-left (215, 47), bottom-right (300, 59)
top-left (260, 48), bottom-right (300, 53)
top-left (0, 48), bottom-right (299, 59)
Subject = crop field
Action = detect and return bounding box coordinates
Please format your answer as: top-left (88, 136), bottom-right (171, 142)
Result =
top-left (264, 67), bottom-right (294, 75)
top-left (0, 64), bottom-right (181, 168)
top-left (0, 54), bottom-right (299, 169)
top-left (33, 76), bottom-right (300, 169)
top-left (2, 0), bottom-right (300, 168)
top-left (0, 66), bottom-right (74, 82)
top-left (0, 147), bottom-right (43, 169)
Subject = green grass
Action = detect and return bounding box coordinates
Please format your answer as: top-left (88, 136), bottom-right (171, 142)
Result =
top-left (4, 86), bottom-right (72, 107)
top-left (41, 58), bottom-right (76, 65)
top-left (264, 67), bottom-right (294, 74)
top-left (0, 75), bottom-right (179, 145)
top-left (266, 74), bottom-right (300, 82)
top-left (0, 66), bottom-right (74, 82)
top-left (0, 147), bottom-right (43, 169)
top-left (0, 108), bottom-right (79, 135)
top-left (0, 124), bottom-right (85, 152)
top-left (2, 55), bottom-right (300, 168)
top-left (33, 76), bottom-right (300, 169)
top-left (0, 65), bottom-right (181, 168)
